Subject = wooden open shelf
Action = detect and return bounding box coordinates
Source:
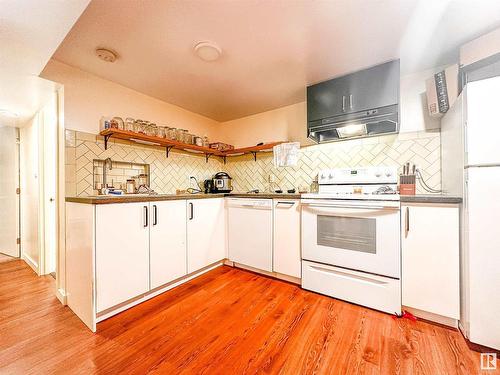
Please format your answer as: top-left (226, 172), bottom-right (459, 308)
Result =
top-left (99, 129), bottom-right (282, 163)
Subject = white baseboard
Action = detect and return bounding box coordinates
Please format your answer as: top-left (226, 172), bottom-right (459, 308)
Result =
top-left (22, 254), bottom-right (39, 275)
top-left (56, 288), bottom-right (67, 305)
top-left (403, 306), bottom-right (459, 328)
top-left (231, 262), bottom-right (301, 285)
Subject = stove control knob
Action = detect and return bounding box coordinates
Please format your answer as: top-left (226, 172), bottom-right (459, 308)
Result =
top-left (328, 173), bottom-right (333, 179)
top-left (385, 170), bottom-right (392, 177)
top-left (375, 172), bottom-right (382, 178)
top-left (320, 174), bottom-right (326, 180)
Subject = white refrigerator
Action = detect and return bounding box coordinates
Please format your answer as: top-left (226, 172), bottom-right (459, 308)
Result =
top-left (441, 76), bottom-right (500, 351)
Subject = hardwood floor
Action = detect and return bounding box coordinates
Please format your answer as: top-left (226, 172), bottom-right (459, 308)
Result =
top-left (0, 258), bottom-right (496, 375)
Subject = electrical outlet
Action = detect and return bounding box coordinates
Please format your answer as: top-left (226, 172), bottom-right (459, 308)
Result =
top-left (268, 174), bottom-right (275, 183)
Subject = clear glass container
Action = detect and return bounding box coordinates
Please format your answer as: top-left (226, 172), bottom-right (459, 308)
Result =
top-left (125, 117), bottom-right (135, 132)
top-left (157, 126), bottom-right (167, 138)
top-left (185, 133), bottom-right (194, 145)
top-left (149, 124), bottom-right (158, 137)
top-left (176, 129), bottom-right (187, 143)
top-left (194, 136), bottom-right (203, 146)
top-left (110, 117), bottom-right (124, 130)
top-left (135, 120), bottom-right (146, 134)
top-left (202, 136), bottom-right (209, 148)
top-left (168, 127), bottom-right (177, 141)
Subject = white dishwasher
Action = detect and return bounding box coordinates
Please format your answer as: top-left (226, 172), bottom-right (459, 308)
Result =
top-left (227, 198), bottom-right (273, 272)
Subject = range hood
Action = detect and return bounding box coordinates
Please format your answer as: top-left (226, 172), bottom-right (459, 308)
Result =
top-left (306, 59), bottom-right (400, 143)
top-left (307, 104), bottom-right (399, 143)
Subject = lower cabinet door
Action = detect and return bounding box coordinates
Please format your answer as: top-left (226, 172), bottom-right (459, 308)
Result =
top-left (187, 198), bottom-right (225, 273)
top-left (273, 199), bottom-right (301, 278)
top-left (150, 200), bottom-right (187, 289)
top-left (95, 202), bottom-right (150, 312)
top-left (401, 204), bottom-right (460, 319)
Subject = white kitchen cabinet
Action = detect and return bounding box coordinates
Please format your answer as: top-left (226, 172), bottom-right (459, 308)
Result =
top-left (95, 202), bottom-right (150, 312)
top-left (401, 203), bottom-right (460, 320)
top-left (227, 198), bottom-right (273, 271)
top-left (150, 200), bottom-right (187, 289)
top-left (187, 198), bottom-right (225, 273)
top-left (273, 199), bottom-right (301, 278)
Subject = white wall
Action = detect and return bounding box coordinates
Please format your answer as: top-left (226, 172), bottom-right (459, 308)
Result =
top-left (41, 59), bottom-right (220, 138)
top-left (20, 115), bottom-right (41, 271)
top-left (460, 26), bottom-right (500, 67)
top-left (216, 68), bottom-right (443, 147)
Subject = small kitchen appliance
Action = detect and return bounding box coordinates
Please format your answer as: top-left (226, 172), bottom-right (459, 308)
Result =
top-left (301, 166), bottom-right (401, 314)
top-left (211, 172), bottom-right (233, 193)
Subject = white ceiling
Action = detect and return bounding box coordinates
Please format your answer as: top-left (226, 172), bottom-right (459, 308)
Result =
top-left (51, 0), bottom-right (500, 122)
top-left (0, 0), bottom-right (90, 126)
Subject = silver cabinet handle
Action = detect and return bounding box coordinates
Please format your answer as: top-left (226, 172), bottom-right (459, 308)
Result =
top-left (342, 95), bottom-right (346, 112)
top-left (143, 206), bottom-right (148, 228)
top-left (405, 206), bottom-right (410, 237)
top-left (349, 94), bottom-right (353, 110)
top-left (189, 202), bottom-right (194, 220)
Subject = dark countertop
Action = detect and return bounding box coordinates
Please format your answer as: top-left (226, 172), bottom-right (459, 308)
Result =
top-left (228, 193), bottom-right (301, 199)
top-left (66, 192), bottom-right (301, 204)
top-left (399, 195), bottom-right (462, 204)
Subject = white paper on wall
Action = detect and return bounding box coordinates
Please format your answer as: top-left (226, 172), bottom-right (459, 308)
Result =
top-left (273, 142), bottom-right (300, 167)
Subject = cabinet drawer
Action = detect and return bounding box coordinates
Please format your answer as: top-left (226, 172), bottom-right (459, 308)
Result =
top-left (302, 260), bottom-right (401, 314)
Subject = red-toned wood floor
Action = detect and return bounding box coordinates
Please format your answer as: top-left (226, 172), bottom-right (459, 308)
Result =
top-left (0, 257), bottom-right (496, 374)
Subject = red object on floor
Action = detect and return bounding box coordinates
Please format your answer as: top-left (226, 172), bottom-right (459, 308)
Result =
top-left (393, 310), bottom-right (418, 321)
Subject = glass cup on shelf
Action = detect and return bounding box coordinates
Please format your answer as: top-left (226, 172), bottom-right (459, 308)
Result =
top-left (202, 136), bottom-right (209, 147)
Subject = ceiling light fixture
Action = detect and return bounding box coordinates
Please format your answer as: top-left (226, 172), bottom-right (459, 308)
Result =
top-left (95, 48), bottom-right (118, 63)
top-left (0, 109), bottom-right (19, 118)
top-left (194, 41), bottom-right (222, 62)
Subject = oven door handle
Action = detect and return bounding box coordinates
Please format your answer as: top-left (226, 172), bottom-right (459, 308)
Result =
top-left (302, 203), bottom-right (398, 216)
top-left (304, 203), bottom-right (386, 210)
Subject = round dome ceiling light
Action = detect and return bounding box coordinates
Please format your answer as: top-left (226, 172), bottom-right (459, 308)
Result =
top-left (194, 41), bottom-right (222, 62)
top-left (95, 48), bottom-right (118, 63)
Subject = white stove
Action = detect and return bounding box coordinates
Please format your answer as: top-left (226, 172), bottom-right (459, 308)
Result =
top-left (302, 166), bottom-right (400, 201)
top-left (301, 166), bottom-right (402, 315)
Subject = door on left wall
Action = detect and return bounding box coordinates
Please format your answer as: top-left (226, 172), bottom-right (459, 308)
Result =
top-left (0, 126), bottom-right (20, 259)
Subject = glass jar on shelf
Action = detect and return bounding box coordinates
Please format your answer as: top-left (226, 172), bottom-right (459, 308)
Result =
top-left (168, 127), bottom-right (177, 141)
top-left (176, 129), bottom-right (186, 143)
top-left (157, 126), bottom-right (166, 138)
top-left (134, 119), bottom-right (146, 134)
top-left (149, 123), bottom-right (158, 137)
top-left (202, 136), bottom-right (209, 147)
top-left (110, 117), bottom-right (124, 130)
top-left (125, 117), bottom-right (135, 132)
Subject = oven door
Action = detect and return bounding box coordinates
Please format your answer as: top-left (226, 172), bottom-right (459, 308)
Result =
top-left (301, 199), bottom-right (400, 278)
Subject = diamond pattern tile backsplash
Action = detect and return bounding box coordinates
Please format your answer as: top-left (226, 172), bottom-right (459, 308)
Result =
top-left (65, 129), bottom-right (441, 196)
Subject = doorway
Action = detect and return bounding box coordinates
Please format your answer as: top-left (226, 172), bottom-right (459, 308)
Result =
top-left (0, 126), bottom-right (20, 261)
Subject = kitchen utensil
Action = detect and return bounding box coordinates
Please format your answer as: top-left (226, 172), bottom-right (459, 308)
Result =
top-left (212, 172), bottom-right (233, 193)
top-left (204, 179), bottom-right (214, 194)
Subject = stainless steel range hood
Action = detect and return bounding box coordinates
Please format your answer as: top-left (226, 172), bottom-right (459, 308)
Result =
top-left (307, 104), bottom-right (399, 143)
